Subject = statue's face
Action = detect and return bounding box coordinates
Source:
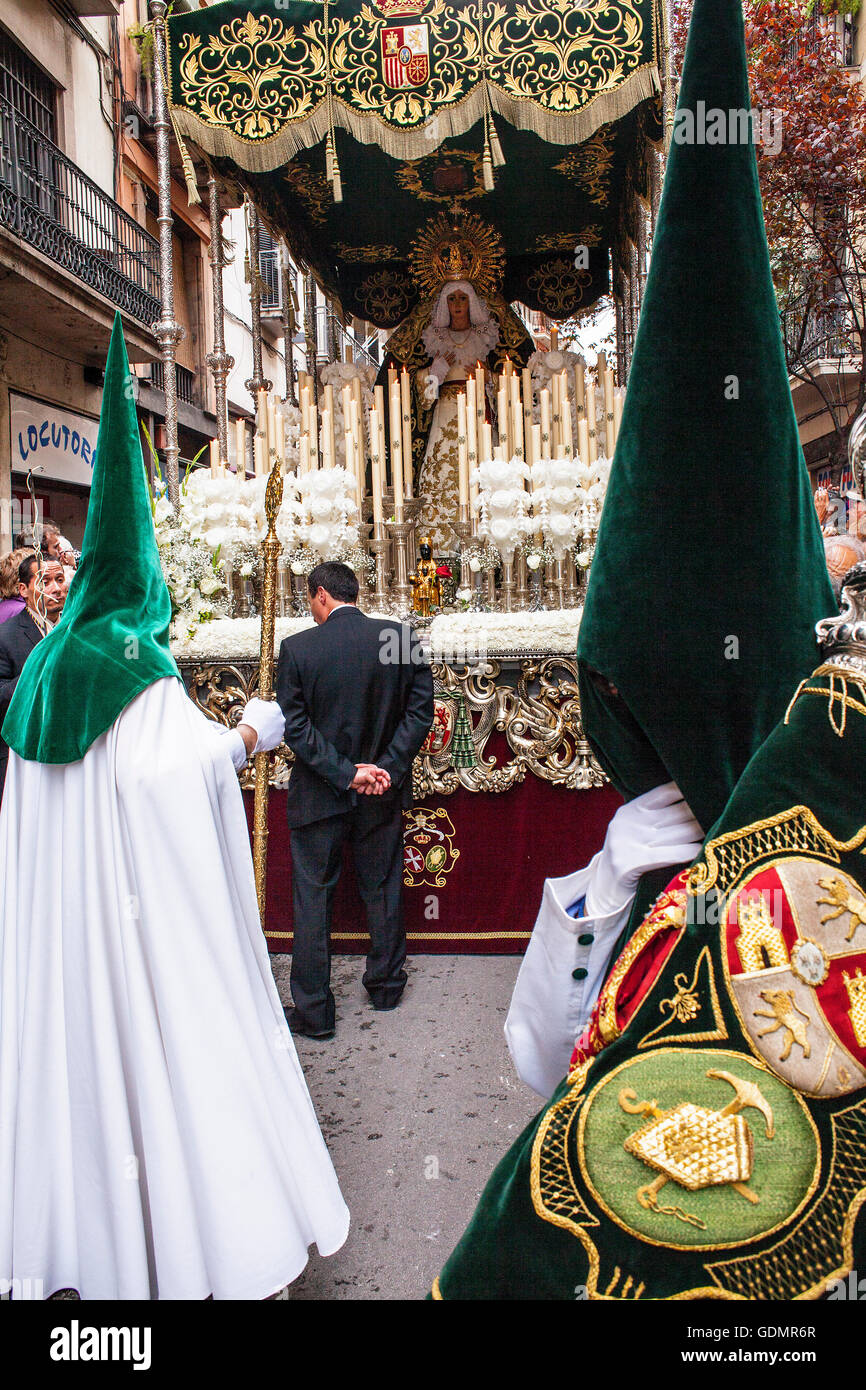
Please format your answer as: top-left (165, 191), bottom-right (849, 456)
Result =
top-left (420, 543), bottom-right (432, 561)
top-left (447, 289), bottom-right (470, 331)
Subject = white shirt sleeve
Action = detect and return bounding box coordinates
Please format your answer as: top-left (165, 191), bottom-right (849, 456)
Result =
top-left (504, 853), bottom-right (636, 1099)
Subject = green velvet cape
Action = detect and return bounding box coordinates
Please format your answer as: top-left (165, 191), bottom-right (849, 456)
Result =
top-left (3, 316), bottom-right (179, 764)
top-left (434, 653), bottom-right (866, 1300)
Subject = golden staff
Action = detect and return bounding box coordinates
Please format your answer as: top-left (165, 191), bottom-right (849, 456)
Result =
top-left (253, 459), bottom-right (283, 927)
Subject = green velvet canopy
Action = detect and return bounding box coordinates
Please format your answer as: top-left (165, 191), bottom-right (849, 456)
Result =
top-left (3, 316), bottom-right (179, 765)
top-left (166, 0), bottom-right (663, 324)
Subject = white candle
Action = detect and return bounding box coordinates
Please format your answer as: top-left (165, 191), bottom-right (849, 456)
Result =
top-left (321, 408), bottom-right (333, 470)
top-left (234, 417), bottom-right (246, 475)
top-left (531, 423), bottom-right (542, 466)
top-left (209, 437), bottom-right (219, 477)
top-left (400, 367), bottom-right (413, 500)
top-left (601, 356), bottom-right (616, 457)
top-left (614, 388), bottom-right (624, 441)
top-left (299, 434), bottom-right (310, 473)
top-left (577, 417), bottom-right (590, 465)
top-left (497, 383), bottom-right (509, 456)
top-left (370, 406), bottom-right (383, 526)
top-left (389, 381), bottom-right (404, 520)
top-left (457, 392), bottom-right (469, 507)
top-left (511, 375), bottom-right (524, 460)
top-left (482, 420), bottom-right (493, 462)
top-left (540, 389), bottom-right (551, 459)
top-left (560, 371), bottom-right (573, 456)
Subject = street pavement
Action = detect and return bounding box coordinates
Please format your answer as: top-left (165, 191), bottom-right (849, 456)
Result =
top-left (270, 953), bottom-right (541, 1300)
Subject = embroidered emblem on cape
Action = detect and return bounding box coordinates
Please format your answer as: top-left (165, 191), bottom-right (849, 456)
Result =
top-left (381, 24), bottom-right (430, 89)
top-left (637, 944), bottom-right (728, 1050)
top-left (723, 859), bottom-right (866, 1097)
top-left (402, 806), bottom-right (459, 886)
top-left (576, 1050), bottom-right (820, 1251)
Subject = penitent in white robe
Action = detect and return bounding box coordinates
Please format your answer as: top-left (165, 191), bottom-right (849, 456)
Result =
top-left (0, 677), bottom-right (348, 1300)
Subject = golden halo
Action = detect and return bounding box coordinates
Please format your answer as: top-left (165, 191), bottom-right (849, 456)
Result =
top-left (408, 211), bottom-right (505, 302)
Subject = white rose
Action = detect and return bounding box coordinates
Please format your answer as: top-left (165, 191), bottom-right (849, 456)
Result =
top-left (468, 557), bottom-right (482, 573)
top-left (199, 574), bottom-right (223, 598)
top-left (309, 523), bottom-right (331, 549)
top-left (290, 560), bottom-right (305, 576)
top-left (526, 553), bottom-right (542, 571)
top-left (154, 496), bottom-right (173, 525)
top-left (576, 550), bottom-right (592, 568)
top-left (550, 514), bottom-right (573, 536)
top-left (456, 587), bottom-right (472, 602)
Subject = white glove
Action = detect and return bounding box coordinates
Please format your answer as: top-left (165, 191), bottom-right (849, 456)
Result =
top-left (239, 697), bottom-right (285, 755)
top-left (421, 373), bottom-right (440, 406)
top-left (585, 781), bottom-right (703, 917)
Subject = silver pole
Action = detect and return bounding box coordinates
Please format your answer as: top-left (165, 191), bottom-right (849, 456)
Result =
top-left (244, 202), bottom-right (271, 402)
top-left (150, 0), bottom-right (184, 510)
top-left (206, 173), bottom-right (234, 468)
top-left (281, 245), bottom-right (297, 406)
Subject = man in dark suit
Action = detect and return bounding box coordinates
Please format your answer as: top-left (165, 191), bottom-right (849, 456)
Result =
top-left (276, 562), bottom-right (434, 1038)
top-left (0, 554), bottom-right (65, 801)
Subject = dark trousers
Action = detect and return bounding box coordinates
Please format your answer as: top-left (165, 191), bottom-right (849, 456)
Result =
top-left (289, 802), bottom-right (408, 1031)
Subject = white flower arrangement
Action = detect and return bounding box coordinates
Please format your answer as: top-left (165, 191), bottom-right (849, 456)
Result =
top-left (472, 456), bottom-right (533, 558)
top-left (429, 607), bottom-right (582, 660)
top-left (293, 466), bottom-right (360, 558)
top-left (170, 610), bottom-right (393, 660)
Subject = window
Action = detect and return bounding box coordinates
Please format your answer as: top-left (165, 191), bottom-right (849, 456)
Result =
top-left (0, 29), bottom-right (56, 139)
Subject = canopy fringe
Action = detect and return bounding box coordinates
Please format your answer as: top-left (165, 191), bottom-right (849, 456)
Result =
top-left (169, 66), bottom-right (660, 178)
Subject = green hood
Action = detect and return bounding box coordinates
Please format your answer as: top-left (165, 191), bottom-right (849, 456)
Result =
top-left (3, 315), bottom-right (179, 764)
top-left (576, 0), bottom-right (834, 833)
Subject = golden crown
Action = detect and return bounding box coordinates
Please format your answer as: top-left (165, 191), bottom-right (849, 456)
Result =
top-left (408, 211), bottom-right (504, 302)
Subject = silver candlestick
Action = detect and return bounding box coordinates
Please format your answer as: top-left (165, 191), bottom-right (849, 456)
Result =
top-left (388, 517), bottom-right (414, 613)
top-left (370, 522), bottom-right (389, 608)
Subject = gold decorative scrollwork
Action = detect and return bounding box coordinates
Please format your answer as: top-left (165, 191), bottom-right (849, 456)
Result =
top-left (172, 0), bottom-right (652, 139)
top-left (526, 257), bottom-right (593, 316)
top-left (484, 0), bottom-right (647, 113)
top-left (335, 242), bottom-right (401, 261)
top-left (282, 163), bottom-right (334, 225)
top-left (531, 227), bottom-right (602, 255)
top-left (394, 147), bottom-right (485, 203)
top-left (178, 655), bottom-right (605, 795)
top-left (354, 269), bottom-right (415, 322)
top-left (177, 14), bottom-right (327, 141)
top-left (555, 130), bottom-right (616, 204)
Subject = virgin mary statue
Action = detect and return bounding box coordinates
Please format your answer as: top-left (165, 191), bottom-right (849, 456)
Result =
top-left (377, 213), bottom-right (534, 554)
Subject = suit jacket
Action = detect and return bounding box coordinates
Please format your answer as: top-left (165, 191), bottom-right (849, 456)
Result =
top-left (0, 608), bottom-right (43, 794)
top-left (276, 605), bottom-right (434, 829)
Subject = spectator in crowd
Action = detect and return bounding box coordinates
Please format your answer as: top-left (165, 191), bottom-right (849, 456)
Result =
top-left (0, 555), bottom-right (65, 799)
top-left (0, 548), bottom-right (33, 625)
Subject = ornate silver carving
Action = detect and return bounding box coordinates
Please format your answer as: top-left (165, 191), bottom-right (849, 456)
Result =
top-left (817, 560), bottom-right (866, 679)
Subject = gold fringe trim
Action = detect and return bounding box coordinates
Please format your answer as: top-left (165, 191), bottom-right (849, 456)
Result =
top-left (431, 1276), bottom-right (444, 1300)
top-left (168, 65), bottom-right (660, 176)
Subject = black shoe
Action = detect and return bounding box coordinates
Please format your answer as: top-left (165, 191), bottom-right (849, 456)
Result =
top-left (368, 989), bottom-right (405, 1012)
top-left (284, 1007), bottom-right (335, 1040)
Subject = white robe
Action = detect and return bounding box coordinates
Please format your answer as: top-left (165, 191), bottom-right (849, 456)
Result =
top-left (0, 677), bottom-right (348, 1300)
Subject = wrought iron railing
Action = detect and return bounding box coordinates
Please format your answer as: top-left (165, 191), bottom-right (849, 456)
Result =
top-left (149, 359), bottom-right (197, 406)
top-left (0, 94), bottom-right (160, 327)
top-left (313, 305), bottom-right (379, 367)
top-left (781, 292), bottom-right (861, 367)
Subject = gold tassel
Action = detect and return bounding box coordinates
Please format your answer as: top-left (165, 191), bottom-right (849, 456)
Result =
top-left (489, 117), bottom-right (505, 168)
top-left (482, 135), bottom-right (494, 191)
top-left (176, 131), bottom-right (201, 207)
top-left (325, 131), bottom-right (335, 182)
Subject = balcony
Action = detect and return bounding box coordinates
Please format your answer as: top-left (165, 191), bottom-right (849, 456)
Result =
top-left (782, 294), bottom-right (861, 368)
top-left (0, 94), bottom-right (160, 330)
